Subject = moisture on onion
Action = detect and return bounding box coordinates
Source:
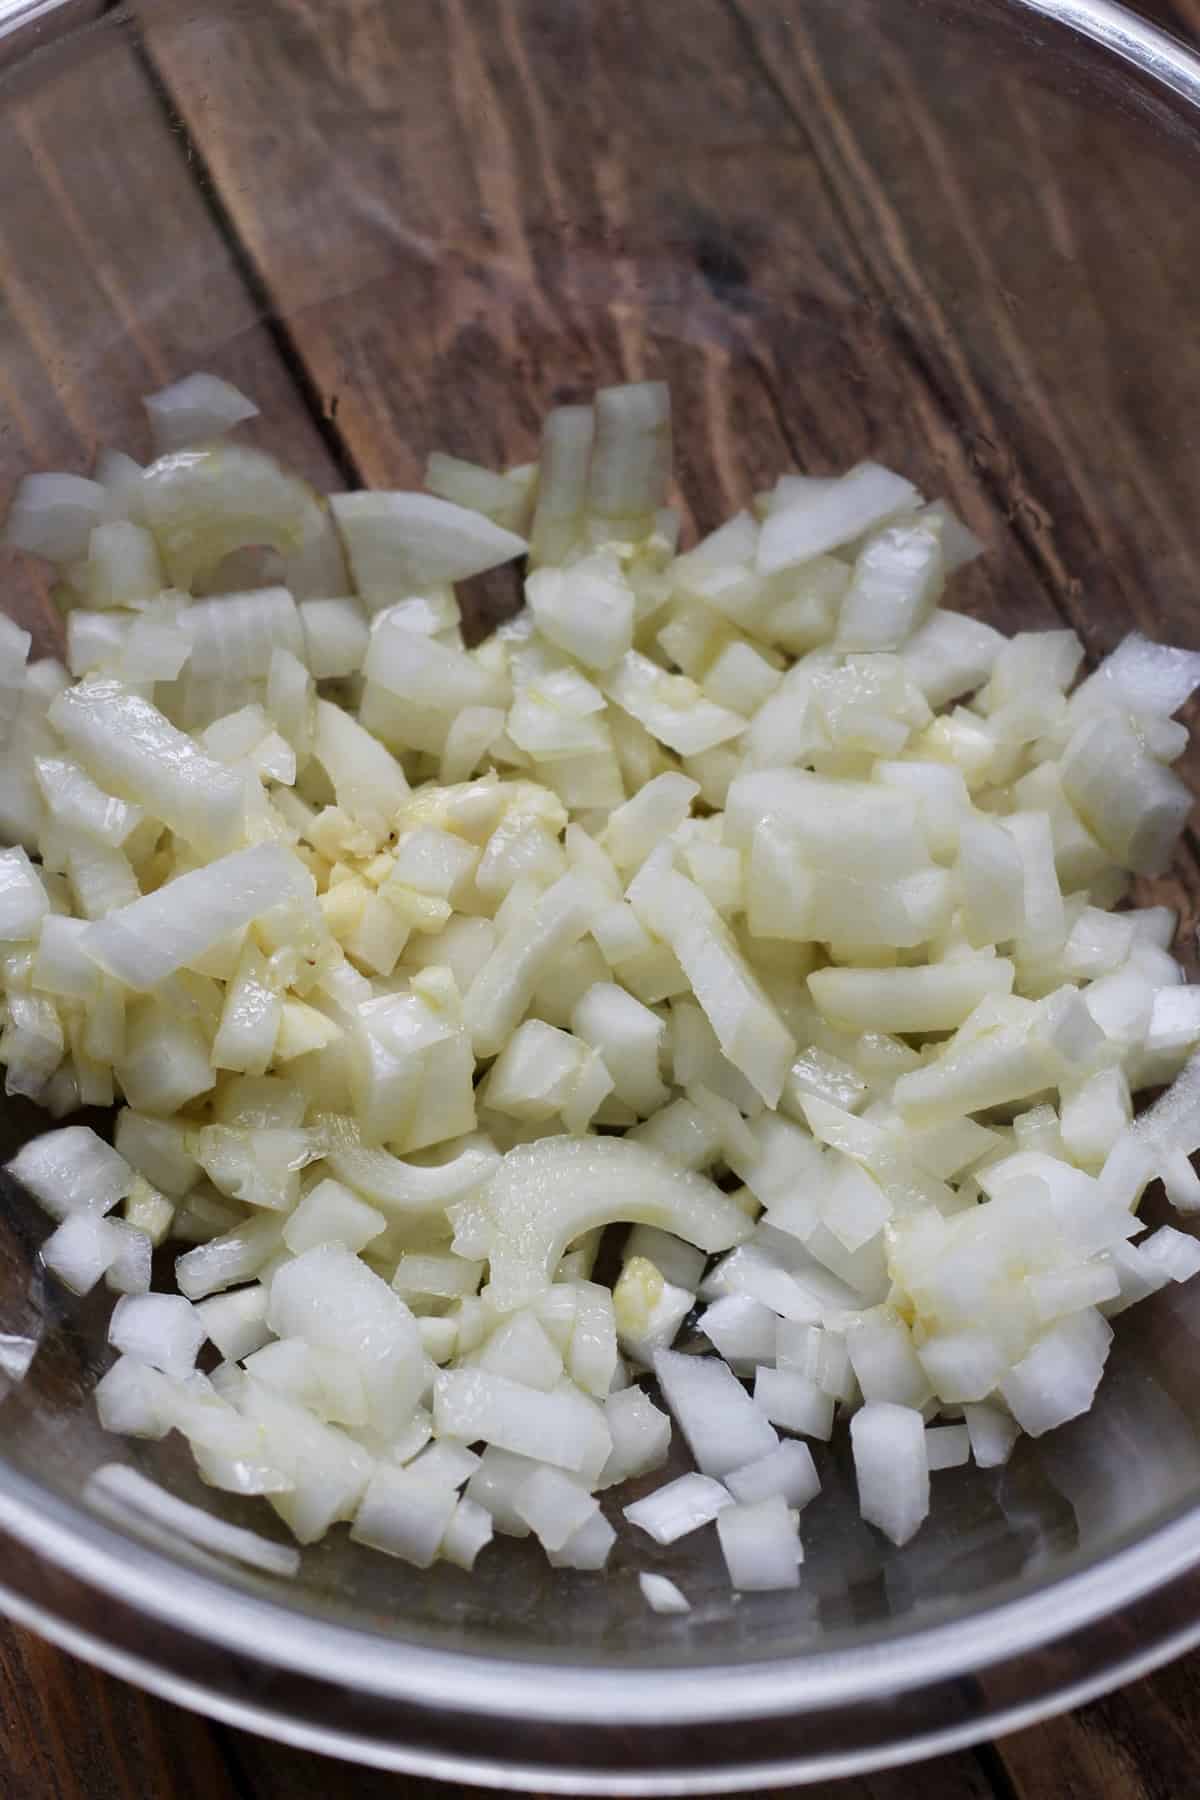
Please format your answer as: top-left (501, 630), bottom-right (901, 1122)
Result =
top-left (3, 373), bottom-right (1200, 1599)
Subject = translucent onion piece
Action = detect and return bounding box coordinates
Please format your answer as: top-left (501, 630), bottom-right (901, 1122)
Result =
top-left (142, 446), bottom-right (315, 591)
top-left (331, 490), bottom-right (527, 610)
top-left (143, 372), bottom-right (260, 456)
top-left (49, 678), bottom-right (244, 858)
top-left (480, 1136), bottom-right (751, 1312)
top-left (82, 845), bottom-right (314, 991)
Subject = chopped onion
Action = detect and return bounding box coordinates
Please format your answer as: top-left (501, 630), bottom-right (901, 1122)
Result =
top-left (850, 1403), bottom-right (930, 1546)
top-left (639, 1572), bottom-right (691, 1614)
top-left (479, 1136), bottom-right (749, 1312)
top-left (331, 491), bottom-right (527, 610)
top-left (653, 1348), bottom-right (778, 1477)
top-left (49, 678), bottom-right (244, 858)
top-left (6, 373), bottom-right (1200, 1601)
top-left (143, 373), bottom-right (259, 456)
top-left (4, 473), bottom-right (107, 563)
top-left (81, 845), bottom-right (315, 991)
top-left (624, 1472), bottom-right (732, 1543)
top-left (141, 446), bottom-right (315, 591)
top-left (758, 463), bottom-right (920, 575)
top-left (349, 1464), bottom-right (458, 1568)
top-left (7, 1125), bottom-right (133, 1220)
top-left (725, 1440), bottom-right (820, 1509)
top-left (715, 1494), bottom-right (802, 1591)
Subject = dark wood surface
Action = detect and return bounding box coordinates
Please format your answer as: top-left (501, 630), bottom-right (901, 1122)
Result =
top-left (6, 0), bottom-right (1200, 1793)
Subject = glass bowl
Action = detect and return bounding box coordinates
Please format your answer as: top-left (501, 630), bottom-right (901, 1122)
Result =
top-left (3, 0), bottom-right (1200, 1786)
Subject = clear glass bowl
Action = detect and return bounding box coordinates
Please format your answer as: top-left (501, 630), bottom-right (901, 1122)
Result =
top-left (3, 0), bottom-right (1200, 1786)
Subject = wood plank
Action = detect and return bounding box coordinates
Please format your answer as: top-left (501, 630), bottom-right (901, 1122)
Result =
top-left (0, 1621), bottom-right (236, 1800)
top-left (0, 1612), bottom-right (1008, 1800)
top-left (994, 1644), bottom-right (1200, 1800)
top-left (134, 0), bottom-right (1200, 645)
top-left (133, 0), bottom-right (1059, 590)
top-left (137, 0), bottom-right (1200, 938)
top-left (0, 18), bottom-right (342, 655)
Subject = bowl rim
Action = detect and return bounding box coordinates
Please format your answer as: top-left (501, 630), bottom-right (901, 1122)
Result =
top-left (5, 0), bottom-right (1200, 1786)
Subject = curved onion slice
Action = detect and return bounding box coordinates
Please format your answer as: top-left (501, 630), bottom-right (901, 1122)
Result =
top-left (142, 446), bottom-right (316, 590)
top-left (320, 1122), bottom-right (501, 1215)
top-left (479, 1135), bottom-right (752, 1311)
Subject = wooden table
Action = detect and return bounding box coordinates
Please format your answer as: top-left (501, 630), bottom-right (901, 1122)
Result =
top-left (5, 0), bottom-right (1200, 1793)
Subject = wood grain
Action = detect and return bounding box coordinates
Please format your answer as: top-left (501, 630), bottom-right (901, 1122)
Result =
top-left (0, 21), bottom-right (342, 655)
top-left (0, 1624), bottom-right (1006, 1800)
top-left (0, 1624), bottom-right (237, 1800)
top-left (135, 0), bottom-right (1200, 942)
top-left (6, 0), bottom-right (1200, 1795)
top-left (995, 1647), bottom-right (1200, 1800)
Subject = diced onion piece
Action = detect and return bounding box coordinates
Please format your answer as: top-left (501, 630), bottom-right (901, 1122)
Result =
top-left (41, 1213), bottom-right (122, 1294)
top-left (195, 1285), bottom-right (272, 1362)
top-left (268, 1245), bottom-right (425, 1438)
top-left (109, 1292), bottom-right (205, 1378)
top-left (6, 1125), bottom-right (133, 1220)
top-left (81, 846), bottom-right (314, 991)
top-left (809, 960), bottom-right (1013, 1036)
top-left (963, 1403), bottom-right (1020, 1469)
top-left (1134, 1225), bottom-right (1200, 1285)
top-left (1062, 714), bottom-right (1192, 877)
top-left (144, 373), bottom-right (259, 455)
top-left (599, 1386), bottom-right (672, 1486)
top-left (725, 1440), bottom-right (821, 1509)
top-left (624, 1472), bottom-right (732, 1543)
top-left (4, 472), bottom-right (107, 563)
top-left (757, 462), bottom-right (920, 574)
top-left (587, 382), bottom-right (671, 536)
top-left (1072, 631), bottom-right (1200, 722)
top-left (283, 1177), bottom-right (386, 1256)
top-left (298, 596), bottom-right (369, 679)
top-left (441, 1495), bottom-right (495, 1571)
top-left (331, 491), bottom-right (527, 610)
top-left (49, 678), bottom-right (244, 858)
top-left (836, 520), bottom-right (942, 652)
top-left (752, 1366), bottom-right (836, 1440)
top-left (175, 1214), bottom-right (285, 1300)
top-left (699, 1295), bottom-right (779, 1371)
top-left (526, 555), bottom-right (635, 670)
top-left (716, 1495), bottom-right (802, 1591)
top-left (349, 1464), bottom-right (459, 1568)
top-left (850, 1403), bottom-right (930, 1546)
top-left (639, 1572), bottom-right (690, 1614)
top-left (0, 613), bottom-right (32, 750)
top-left (547, 1509), bottom-right (617, 1570)
top-left (33, 756), bottom-right (142, 848)
top-left (183, 586), bottom-right (303, 681)
top-left (433, 1368), bottom-right (610, 1477)
top-left (514, 1465), bottom-right (599, 1551)
top-left (631, 864), bottom-right (794, 1106)
top-left (925, 1424), bottom-right (971, 1471)
top-left (104, 1220), bottom-right (153, 1295)
top-left (530, 405), bottom-right (594, 565)
top-left (314, 697), bottom-right (409, 824)
top-left (602, 651), bottom-right (745, 757)
top-left (653, 1348), bottom-right (778, 1478)
top-left (0, 846), bottom-right (49, 941)
top-left (999, 1309), bottom-right (1113, 1437)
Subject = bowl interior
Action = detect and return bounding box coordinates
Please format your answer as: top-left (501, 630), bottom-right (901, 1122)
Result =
top-left (3, 0), bottom-right (1200, 1676)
